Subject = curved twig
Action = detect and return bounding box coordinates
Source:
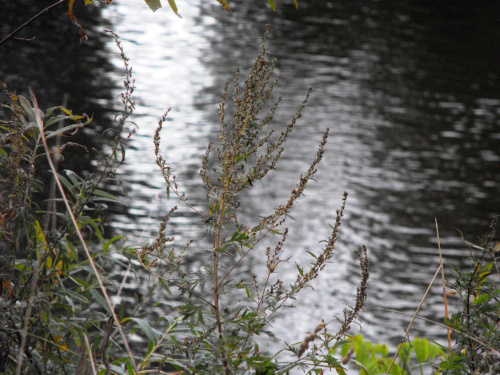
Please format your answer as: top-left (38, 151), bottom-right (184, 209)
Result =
top-left (0, 0), bottom-right (66, 50)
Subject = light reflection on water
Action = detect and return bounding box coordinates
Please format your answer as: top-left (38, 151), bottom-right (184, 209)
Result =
top-left (103, 0), bottom-right (500, 351)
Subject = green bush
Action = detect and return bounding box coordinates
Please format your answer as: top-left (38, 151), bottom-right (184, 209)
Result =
top-left (438, 220), bottom-right (500, 374)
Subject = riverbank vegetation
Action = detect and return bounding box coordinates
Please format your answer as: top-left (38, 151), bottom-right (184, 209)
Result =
top-left (1, 3), bottom-right (499, 375)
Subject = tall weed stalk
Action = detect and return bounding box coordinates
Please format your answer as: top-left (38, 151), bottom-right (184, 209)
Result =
top-left (141, 34), bottom-right (369, 374)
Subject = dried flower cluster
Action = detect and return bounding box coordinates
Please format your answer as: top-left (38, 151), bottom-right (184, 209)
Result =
top-left (297, 320), bottom-right (327, 358)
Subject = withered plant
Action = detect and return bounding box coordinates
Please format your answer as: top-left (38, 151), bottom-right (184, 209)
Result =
top-left (140, 33), bottom-right (369, 375)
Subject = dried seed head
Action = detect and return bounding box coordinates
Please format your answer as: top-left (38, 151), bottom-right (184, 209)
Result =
top-left (297, 320), bottom-right (326, 358)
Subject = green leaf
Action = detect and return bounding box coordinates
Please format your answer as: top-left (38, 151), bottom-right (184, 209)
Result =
top-left (127, 317), bottom-right (161, 344)
top-left (306, 251), bottom-right (317, 259)
top-left (64, 288), bottom-right (89, 304)
top-left (144, 0), bottom-right (162, 11)
top-left (296, 263), bottom-right (303, 276)
top-left (428, 341), bottom-right (444, 361)
top-left (90, 289), bottom-right (112, 314)
top-left (398, 342), bottom-right (411, 364)
top-left (125, 361), bottom-right (134, 375)
top-left (198, 310), bottom-right (205, 325)
top-left (19, 96), bottom-right (37, 123)
top-left (354, 343), bottom-right (369, 365)
top-left (43, 106), bottom-right (60, 119)
top-left (167, 0), bottom-right (181, 17)
top-left (473, 293), bottom-right (489, 304)
top-left (56, 173), bottom-right (76, 197)
top-left (388, 362), bottom-right (403, 375)
top-left (293, 0), bottom-right (299, 9)
top-left (92, 188), bottom-right (120, 201)
top-left (65, 169), bottom-right (81, 186)
top-left (374, 343), bottom-right (388, 357)
top-left (267, 0), bottom-right (276, 11)
top-left (103, 235), bottom-right (126, 253)
top-left (341, 341), bottom-right (352, 357)
top-left (108, 364), bottom-right (124, 374)
top-left (82, 218), bottom-right (105, 243)
top-left (366, 358), bottom-right (389, 374)
top-left (414, 337), bottom-right (429, 363)
top-left (45, 123), bottom-right (83, 138)
top-left (235, 155), bottom-right (249, 162)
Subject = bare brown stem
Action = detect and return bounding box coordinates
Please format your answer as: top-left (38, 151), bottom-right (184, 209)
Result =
top-left (0, 0), bottom-right (66, 49)
top-left (386, 264), bottom-right (442, 375)
top-left (435, 218), bottom-right (452, 350)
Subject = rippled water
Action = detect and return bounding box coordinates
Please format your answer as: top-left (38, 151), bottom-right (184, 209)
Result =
top-left (100, 0), bottom-right (500, 349)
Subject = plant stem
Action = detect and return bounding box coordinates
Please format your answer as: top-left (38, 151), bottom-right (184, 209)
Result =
top-left (385, 264), bottom-right (442, 375)
top-left (0, 0), bottom-right (66, 49)
top-left (214, 198), bottom-right (231, 374)
top-left (435, 218), bottom-right (452, 350)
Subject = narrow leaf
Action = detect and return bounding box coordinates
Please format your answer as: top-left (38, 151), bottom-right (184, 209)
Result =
top-left (267, 0), bottom-right (276, 11)
top-left (126, 362), bottom-right (134, 375)
top-left (216, 0), bottom-right (231, 11)
top-left (144, 0), bottom-right (162, 11)
top-left (90, 289), bottom-right (112, 314)
top-left (60, 106), bottom-right (73, 116)
top-left (103, 235), bottom-right (126, 253)
top-left (128, 317), bottom-right (161, 344)
top-left (57, 173), bottom-right (77, 198)
top-left (45, 123), bottom-right (83, 138)
top-left (92, 189), bottom-right (119, 201)
top-left (296, 263), bottom-right (303, 276)
top-left (19, 96), bottom-right (36, 123)
top-left (167, 0), bottom-right (182, 17)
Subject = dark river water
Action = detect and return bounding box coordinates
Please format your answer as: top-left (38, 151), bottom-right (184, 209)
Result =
top-left (2, 0), bottom-right (499, 357)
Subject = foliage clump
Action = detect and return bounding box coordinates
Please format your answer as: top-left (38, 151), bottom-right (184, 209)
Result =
top-left (438, 217), bottom-right (500, 374)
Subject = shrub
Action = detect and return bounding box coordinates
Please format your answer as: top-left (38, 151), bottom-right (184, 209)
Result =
top-left (438, 217), bottom-right (500, 374)
top-left (135, 33), bottom-right (369, 375)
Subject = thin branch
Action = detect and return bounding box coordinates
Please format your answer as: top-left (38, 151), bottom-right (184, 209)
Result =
top-left (0, 0), bottom-right (66, 49)
top-left (385, 264), bottom-right (442, 375)
top-left (379, 307), bottom-right (500, 356)
top-left (435, 218), bottom-right (452, 350)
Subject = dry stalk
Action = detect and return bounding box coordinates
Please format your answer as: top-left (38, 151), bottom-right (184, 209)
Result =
top-left (435, 218), bottom-right (452, 350)
top-left (385, 264), bottom-right (442, 375)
